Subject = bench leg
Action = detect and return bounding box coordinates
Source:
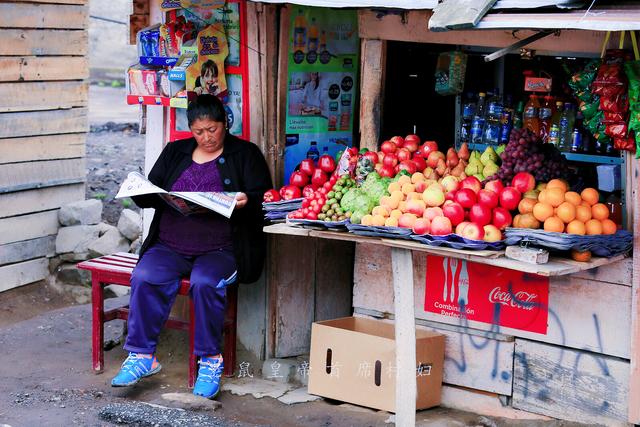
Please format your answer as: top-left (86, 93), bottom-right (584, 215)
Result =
top-left (223, 285), bottom-right (238, 377)
top-left (92, 277), bottom-right (105, 373)
top-left (189, 300), bottom-right (197, 388)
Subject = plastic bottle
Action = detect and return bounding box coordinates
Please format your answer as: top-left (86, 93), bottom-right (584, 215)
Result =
top-left (460, 93), bottom-right (476, 145)
top-left (512, 100), bottom-right (524, 129)
top-left (306, 141), bottom-right (320, 163)
top-left (293, 10), bottom-right (307, 52)
top-left (307, 18), bottom-right (319, 52)
top-left (539, 95), bottom-right (555, 143)
top-left (322, 146), bottom-right (329, 155)
top-left (470, 92), bottom-right (486, 145)
top-left (558, 103), bottom-right (576, 152)
top-left (523, 94), bottom-right (541, 137)
top-left (483, 89), bottom-right (503, 146)
top-left (319, 30), bottom-right (327, 52)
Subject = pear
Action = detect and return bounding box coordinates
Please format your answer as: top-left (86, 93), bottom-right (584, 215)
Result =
top-left (480, 146), bottom-right (499, 166)
top-left (524, 189), bottom-right (540, 200)
top-left (458, 143), bottom-right (470, 161)
top-left (446, 148), bottom-right (459, 168)
top-left (483, 162), bottom-right (499, 178)
top-left (465, 160), bottom-right (482, 176)
top-left (451, 162), bottom-right (465, 177)
top-left (496, 144), bottom-right (506, 156)
top-left (436, 158), bottom-right (447, 176)
top-left (474, 173), bottom-right (485, 181)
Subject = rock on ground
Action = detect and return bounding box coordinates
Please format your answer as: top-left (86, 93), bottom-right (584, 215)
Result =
top-left (88, 228), bottom-right (130, 257)
top-left (98, 402), bottom-right (246, 427)
top-left (55, 225), bottom-right (101, 254)
top-left (117, 209), bottom-right (141, 241)
top-left (59, 199), bottom-right (103, 226)
top-left (161, 392), bottom-right (221, 411)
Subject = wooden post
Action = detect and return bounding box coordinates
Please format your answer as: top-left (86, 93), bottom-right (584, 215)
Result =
top-left (359, 38), bottom-right (386, 152)
top-left (391, 247), bottom-right (417, 426)
top-left (275, 5), bottom-right (291, 187)
top-left (627, 155), bottom-right (640, 423)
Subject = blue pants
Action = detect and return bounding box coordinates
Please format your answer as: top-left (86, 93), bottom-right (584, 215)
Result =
top-left (124, 242), bottom-right (237, 357)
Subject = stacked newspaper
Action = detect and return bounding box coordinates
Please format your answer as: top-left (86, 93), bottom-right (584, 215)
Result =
top-left (262, 198), bottom-right (303, 221)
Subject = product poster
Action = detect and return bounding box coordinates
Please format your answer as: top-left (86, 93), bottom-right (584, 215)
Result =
top-left (424, 256), bottom-right (549, 334)
top-left (284, 6), bottom-right (358, 184)
top-left (187, 24), bottom-right (229, 99)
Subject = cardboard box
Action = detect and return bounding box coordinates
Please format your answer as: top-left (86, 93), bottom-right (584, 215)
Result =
top-left (308, 317), bottom-right (445, 413)
top-left (596, 164), bottom-right (621, 192)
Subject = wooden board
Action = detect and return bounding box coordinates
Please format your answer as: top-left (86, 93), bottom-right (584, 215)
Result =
top-left (627, 142), bottom-right (640, 423)
top-left (129, 13), bottom-right (149, 45)
top-left (353, 243), bottom-right (632, 359)
top-left (3, 0), bottom-right (87, 4)
top-left (274, 6), bottom-right (290, 187)
top-left (0, 210), bottom-right (59, 245)
top-left (0, 57), bottom-right (89, 82)
top-left (571, 257), bottom-right (633, 287)
top-left (132, 0), bottom-right (149, 14)
top-left (512, 339), bottom-right (629, 424)
top-left (428, 0), bottom-right (497, 31)
top-left (0, 81), bottom-right (88, 113)
top-left (359, 38), bottom-right (386, 152)
top-left (0, 133), bottom-right (85, 164)
top-left (314, 239), bottom-right (354, 322)
top-left (0, 29), bottom-right (87, 56)
top-left (359, 10), bottom-right (607, 57)
top-left (0, 158), bottom-right (85, 193)
top-left (0, 183), bottom-right (84, 218)
top-left (0, 3), bottom-right (87, 29)
top-left (0, 235), bottom-right (55, 265)
top-left (0, 108), bottom-right (88, 139)
top-left (355, 311), bottom-right (515, 396)
top-left (0, 258), bottom-right (49, 292)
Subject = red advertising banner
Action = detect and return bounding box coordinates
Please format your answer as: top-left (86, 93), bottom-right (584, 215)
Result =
top-left (424, 255), bottom-right (549, 334)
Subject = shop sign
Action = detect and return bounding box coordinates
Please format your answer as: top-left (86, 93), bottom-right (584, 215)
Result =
top-left (424, 255), bottom-right (549, 334)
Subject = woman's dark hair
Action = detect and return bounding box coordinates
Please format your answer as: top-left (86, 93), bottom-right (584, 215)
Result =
top-left (201, 59), bottom-right (218, 77)
top-left (187, 94), bottom-right (226, 127)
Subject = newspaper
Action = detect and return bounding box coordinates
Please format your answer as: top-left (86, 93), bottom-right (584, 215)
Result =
top-left (116, 172), bottom-right (238, 218)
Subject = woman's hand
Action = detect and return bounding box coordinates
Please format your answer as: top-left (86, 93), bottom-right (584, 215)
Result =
top-left (235, 192), bottom-right (248, 209)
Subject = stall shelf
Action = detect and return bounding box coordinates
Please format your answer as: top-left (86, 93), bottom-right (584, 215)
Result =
top-left (468, 143), bottom-right (624, 165)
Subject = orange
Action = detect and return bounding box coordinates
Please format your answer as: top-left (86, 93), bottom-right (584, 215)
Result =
top-left (575, 205), bottom-right (592, 222)
top-left (580, 200), bottom-right (591, 207)
top-left (546, 187), bottom-right (566, 208)
top-left (512, 214), bottom-right (522, 228)
top-left (566, 220), bottom-right (586, 235)
top-left (533, 202), bottom-right (554, 222)
top-left (585, 219), bottom-right (603, 235)
top-left (556, 202), bottom-right (576, 223)
top-left (544, 216), bottom-right (565, 233)
top-left (547, 179), bottom-right (569, 192)
top-left (571, 250), bottom-right (592, 262)
top-left (538, 190), bottom-right (548, 204)
top-left (518, 198), bottom-right (537, 214)
top-left (601, 218), bottom-right (617, 235)
top-left (520, 213), bottom-right (541, 229)
top-left (564, 191), bottom-right (582, 206)
top-left (591, 203), bottom-right (610, 220)
top-left (581, 188), bottom-right (599, 206)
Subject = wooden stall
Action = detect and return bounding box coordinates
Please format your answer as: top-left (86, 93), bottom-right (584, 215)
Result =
top-left (0, 0), bottom-right (89, 292)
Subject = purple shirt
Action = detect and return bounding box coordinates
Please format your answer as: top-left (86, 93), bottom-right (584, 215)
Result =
top-left (158, 159), bottom-right (233, 255)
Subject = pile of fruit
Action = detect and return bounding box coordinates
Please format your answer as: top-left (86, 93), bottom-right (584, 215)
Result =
top-left (464, 145), bottom-right (504, 182)
top-left (513, 179), bottom-right (616, 236)
top-left (262, 153), bottom-right (338, 202)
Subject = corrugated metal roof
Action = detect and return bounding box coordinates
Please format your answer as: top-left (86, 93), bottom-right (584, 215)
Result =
top-left (254, 0), bottom-right (438, 9)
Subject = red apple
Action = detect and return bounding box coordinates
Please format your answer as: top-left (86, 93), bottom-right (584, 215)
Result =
top-left (454, 188), bottom-right (477, 209)
top-left (431, 216), bottom-right (453, 236)
top-left (379, 165), bottom-right (395, 178)
top-left (374, 163), bottom-right (383, 174)
top-left (483, 224), bottom-right (503, 242)
top-left (420, 141), bottom-right (439, 158)
top-left (412, 218), bottom-right (431, 235)
top-left (499, 186), bottom-right (522, 211)
top-left (398, 213), bottom-right (418, 229)
top-left (445, 190), bottom-right (457, 202)
top-left (423, 206), bottom-right (444, 221)
top-left (461, 222), bottom-right (485, 241)
top-left (422, 187), bottom-right (445, 207)
top-left (460, 176), bottom-right (482, 194)
top-left (477, 189), bottom-right (499, 209)
top-left (405, 134), bottom-right (421, 147)
top-left (383, 153), bottom-right (399, 168)
top-left (398, 160), bottom-right (417, 175)
top-left (397, 148), bottom-right (411, 162)
top-left (404, 140), bottom-right (419, 153)
top-left (427, 151), bottom-right (445, 168)
top-left (363, 150), bottom-right (380, 165)
top-left (390, 136), bottom-right (405, 148)
top-left (442, 202), bottom-right (465, 226)
top-left (412, 155), bottom-right (427, 171)
top-left (441, 176), bottom-right (460, 193)
top-left (406, 199), bottom-right (425, 217)
top-left (414, 181), bottom-right (427, 193)
top-left (511, 172), bottom-right (536, 194)
top-left (484, 179), bottom-right (505, 194)
top-left (469, 203), bottom-right (492, 226)
top-left (455, 221), bottom-right (471, 235)
top-left (492, 207), bottom-right (513, 230)
top-left (380, 141), bottom-right (396, 154)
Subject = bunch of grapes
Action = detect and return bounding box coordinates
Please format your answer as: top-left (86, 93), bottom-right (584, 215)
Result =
top-left (493, 128), bottom-right (570, 184)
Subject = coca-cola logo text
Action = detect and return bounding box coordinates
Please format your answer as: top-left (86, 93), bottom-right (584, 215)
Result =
top-left (488, 287), bottom-right (538, 311)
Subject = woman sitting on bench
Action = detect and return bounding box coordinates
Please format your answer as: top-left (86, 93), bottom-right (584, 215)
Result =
top-left (111, 94), bottom-right (272, 399)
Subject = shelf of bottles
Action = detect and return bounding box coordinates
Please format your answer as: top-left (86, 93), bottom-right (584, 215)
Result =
top-left (468, 143), bottom-right (622, 165)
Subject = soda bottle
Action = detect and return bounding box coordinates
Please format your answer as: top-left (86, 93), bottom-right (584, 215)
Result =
top-left (293, 10), bottom-right (307, 52)
top-left (500, 108), bottom-right (513, 144)
top-left (539, 95), bottom-right (555, 143)
top-left (483, 89), bottom-right (503, 146)
top-left (460, 93), bottom-right (476, 145)
top-left (306, 141), bottom-right (320, 164)
top-left (307, 18), bottom-right (319, 52)
top-left (512, 100), bottom-right (524, 129)
top-left (571, 111), bottom-right (586, 153)
top-left (523, 94), bottom-right (541, 137)
top-left (558, 103), bottom-right (576, 152)
top-left (470, 92), bottom-right (486, 145)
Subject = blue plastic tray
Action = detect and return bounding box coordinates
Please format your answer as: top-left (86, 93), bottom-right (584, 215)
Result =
top-left (346, 223), bottom-right (414, 240)
top-left (410, 233), bottom-right (506, 251)
top-left (287, 218), bottom-right (350, 230)
top-left (504, 228), bottom-right (632, 257)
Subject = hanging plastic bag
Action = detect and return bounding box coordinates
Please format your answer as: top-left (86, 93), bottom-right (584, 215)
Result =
top-left (434, 51), bottom-right (467, 96)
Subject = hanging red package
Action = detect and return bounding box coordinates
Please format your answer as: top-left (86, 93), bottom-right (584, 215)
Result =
top-left (605, 122), bottom-right (628, 139)
top-left (614, 133), bottom-right (636, 153)
top-left (600, 93), bottom-right (629, 113)
top-left (603, 111), bottom-right (627, 122)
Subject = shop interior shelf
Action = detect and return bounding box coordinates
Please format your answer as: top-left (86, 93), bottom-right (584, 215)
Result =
top-left (467, 143), bottom-right (622, 164)
top-left (126, 95), bottom-right (171, 106)
top-left (139, 56), bottom-right (178, 67)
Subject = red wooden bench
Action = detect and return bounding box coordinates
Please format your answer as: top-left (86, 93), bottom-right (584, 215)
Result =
top-left (77, 252), bottom-right (237, 387)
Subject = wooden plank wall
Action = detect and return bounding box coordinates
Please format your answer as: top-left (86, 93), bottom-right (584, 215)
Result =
top-left (0, 0), bottom-right (89, 292)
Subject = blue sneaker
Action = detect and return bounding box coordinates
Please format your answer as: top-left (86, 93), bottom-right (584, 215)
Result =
top-left (111, 352), bottom-right (161, 387)
top-left (193, 355), bottom-right (224, 399)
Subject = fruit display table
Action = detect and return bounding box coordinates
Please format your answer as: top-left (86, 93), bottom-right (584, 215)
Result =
top-left (263, 223), bottom-right (627, 426)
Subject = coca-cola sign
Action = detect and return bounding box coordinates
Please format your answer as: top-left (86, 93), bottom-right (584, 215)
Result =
top-left (424, 256), bottom-right (549, 334)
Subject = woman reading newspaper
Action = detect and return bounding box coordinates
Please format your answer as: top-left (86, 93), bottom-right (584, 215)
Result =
top-left (111, 95), bottom-right (272, 399)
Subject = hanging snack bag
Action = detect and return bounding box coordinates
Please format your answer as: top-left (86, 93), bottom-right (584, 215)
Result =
top-left (434, 51), bottom-right (467, 96)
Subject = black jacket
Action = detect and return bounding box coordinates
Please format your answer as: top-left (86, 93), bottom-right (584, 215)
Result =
top-left (132, 134), bottom-right (272, 284)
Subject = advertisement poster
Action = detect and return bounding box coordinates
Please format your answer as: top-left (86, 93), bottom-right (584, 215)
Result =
top-left (284, 6), bottom-right (359, 184)
top-left (424, 256), bottom-right (549, 334)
